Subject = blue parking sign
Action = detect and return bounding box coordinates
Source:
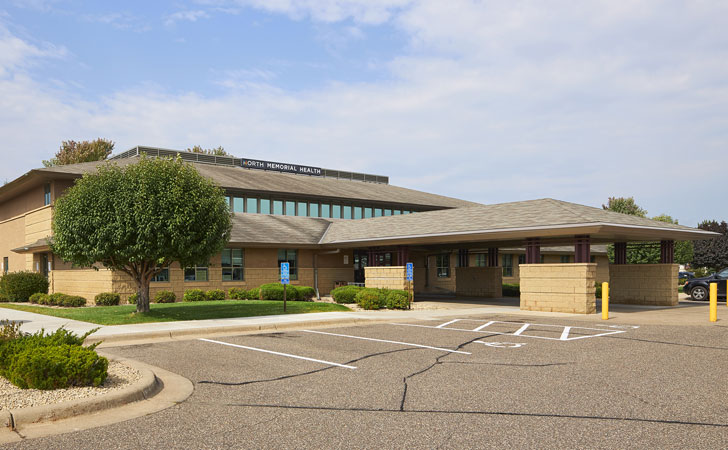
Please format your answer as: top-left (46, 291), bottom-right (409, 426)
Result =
top-left (406, 262), bottom-right (414, 281)
top-left (280, 262), bottom-right (290, 284)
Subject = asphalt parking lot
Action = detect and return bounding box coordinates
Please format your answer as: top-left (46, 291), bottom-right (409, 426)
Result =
top-left (6, 313), bottom-right (728, 449)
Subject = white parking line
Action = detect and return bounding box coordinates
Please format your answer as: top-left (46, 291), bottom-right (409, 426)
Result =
top-left (198, 338), bottom-right (357, 369)
top-left (301, 330), bottom-right (471, 355)
top-left (436, 319), bottom-right (461, 329)
top-left (512, 323), bottom-right (530, 336)
top-left (472, 321), bottom-right (495, 332)
top-left (390, 321), bottom-right (627, 341)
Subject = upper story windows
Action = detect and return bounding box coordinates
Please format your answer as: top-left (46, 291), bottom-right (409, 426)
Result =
top-left (225, 193), bottom-right (418, 220)
top-left (43, 183), bottom-right (51, 206)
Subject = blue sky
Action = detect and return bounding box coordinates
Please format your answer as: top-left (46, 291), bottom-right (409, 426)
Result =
top-left (1, 0), bottom-right (727, 226)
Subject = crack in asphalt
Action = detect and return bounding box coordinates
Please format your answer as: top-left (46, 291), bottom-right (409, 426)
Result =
top-left (218, 403), bottom-right (728, 428)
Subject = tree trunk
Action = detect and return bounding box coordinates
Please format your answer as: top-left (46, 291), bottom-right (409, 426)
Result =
top-left (136, 278), bottom-right (151, 313)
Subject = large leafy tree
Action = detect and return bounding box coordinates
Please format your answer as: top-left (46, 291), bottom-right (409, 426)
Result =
top-left (51, 156), bottom-right (232, 313)
top-left (43, 138), bottom-right (115, 167)
top-left (602, 197), bottom-right (647, 217)
top-left (693, 220), bottom-right (728, 270)
top-left (186, 145), bottom-right (229, 156)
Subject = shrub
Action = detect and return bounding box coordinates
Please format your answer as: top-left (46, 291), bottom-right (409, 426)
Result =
top-left (595, 282), bottom-right (602, 299)
top-left (296, 286), bottom-right (316, 301)
top-left (206, 289), bottom-right (226, 301)
top-left (259, 283), bottom-right (290, 301)
top-left (228, 287), bottom-right (247, 300)
top-left (246, 287), bottom-right (260, 300)
top-left (0, 271), bottom-right (49, 302)
top-left (385, 290), bottom-right (410, 310)
top-left (1, 320), bottom-right (22, 341)
top-left (355, 288), bottom-right (384, 310)
top-left (29, 293), bottom-right (49, 304)
top-left (154, 290), bottom-right (176, 303)
top-left (48, 292), bottom-right (66, 306)
top-left (502, 283), bottom-right (520, 297)
top-left (129, 293), bottom-right (139, 305)
top-left (331, 285), bottom-right (363, 304)
top-left (94, 292), bottom-right (120, 306)
top-left (0, 292), bottom-right (8, 303)
top-left (62, 295), bottom-right (86, 307)
top-left (6, 344), bottom-right (108, 390)
top-left (183, 289), bottom-right (207, 302)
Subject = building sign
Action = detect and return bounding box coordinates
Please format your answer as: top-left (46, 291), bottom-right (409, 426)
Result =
top-left (241, 158), bottom-right (322, 176)
top-left (406, 262), bottom-right (414, 282)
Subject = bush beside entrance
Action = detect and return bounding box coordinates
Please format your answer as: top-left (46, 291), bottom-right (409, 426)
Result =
top-left (353, 288), bottom-right (411, 310)
top-left (0, 271), bottom-right (49, 302)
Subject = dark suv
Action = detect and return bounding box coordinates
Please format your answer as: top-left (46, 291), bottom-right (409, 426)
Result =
top-left (684, 268), bottom-right (728, 301)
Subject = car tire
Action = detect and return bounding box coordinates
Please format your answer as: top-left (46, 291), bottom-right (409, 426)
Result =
top-left (690, 286), bottom-right (708, 301)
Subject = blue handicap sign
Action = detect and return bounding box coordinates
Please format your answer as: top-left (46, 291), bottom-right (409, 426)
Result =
top-left (280, 262), bottom-right (290, 284)
top-left (406, 262), bottom-right (414, 281)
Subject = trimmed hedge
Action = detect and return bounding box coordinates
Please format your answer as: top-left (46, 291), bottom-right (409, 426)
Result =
top-left (385, 290), bottom-right (410, 310)
top-left (95, 292), bottom-right (120, 306)
top-left (183, 289), bottom-right (207, 302)
top-left (247, 287), bottom-right (260, 300)
top-left (228, 287), bottom-right (247, 300)
top-left (355, 288), bottom-right (383, 310)
top-left (0, 271), bottom-right (49, 302)
top-left (154, 290), bottom-right (176, 303)
top-left (502, 283), bottom-right (520, 297)
top-left (330, 285), bottom-right (363, 304)
top-left (258, 283), bottom-right (315, 301)
top-left (0, 292), bottom-right (8, 303)
top-left (38, 293), bottom-right (86, 307)
top-left (29, 293), bottom-right (49, 304)
top-left (297, 286), bottom-right (316, 301)
top-left (206, 289), bottom-right (226, 301)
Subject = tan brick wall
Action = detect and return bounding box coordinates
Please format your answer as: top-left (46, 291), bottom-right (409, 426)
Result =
top-left (455, 267), bottom-right (502, 298)
top-left (365, 266), bottom-right (407, 290)
top-left (609, 264), bottom-right (678, 306)
top-left (0, 215), bottom-right (26, 274)
top-left (49, 268), bottom-right (114, 304)
top-left (519, 263), bottom-right (597, 314)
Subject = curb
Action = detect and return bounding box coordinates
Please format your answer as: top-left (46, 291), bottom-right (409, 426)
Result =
top-left (3, 357), bottom-right (160, 432)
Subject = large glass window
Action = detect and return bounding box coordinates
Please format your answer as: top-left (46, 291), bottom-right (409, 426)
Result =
top-left (285, 201), bottom-right (296, 216)
top-left (374, 208), bottom-right (382, 217)
top-left (436, 254), bottom-right (450, 278)
top-left (260, 199), bottom-right (271, 214)
top-left (278, 249), bottom-right (298, 280)
top-left (320, 204), bottom-right (330, 218)
top-left (184, 265), bottom-right (208, 282)
top-left (502, 254), bottom-right (513, 277)
top-left (475, 254), bottom-right (486, 267)
top-left (233, 197), bottom-right (244, 213)
top-left (343, 206), bottom-right (352, 219)
top-left (309, 203), bottom-right (319, 217)
top-left (44, 183), bottom-right (51, 206)
top-left (297, 202), bottom-right (307, 217)
top-left (364, 207), bottom-right (373, 218)
top-left (393, 210), bottom-right (401, 215)
top-left (384, 209), bottom-right (392, 216)
top-left (353, 207), bottom-right (362, 220)
top-left (332, 204), bottom-right (341, 219)
top-left (151, 268), bottom-right (170, 283)
top-left (222, 248), bottom-right (244, 281)
top-left (273, 200), bottom-right (284, 215)
top-left (246, 197), bottom-right (258, 214)
top-left (403, 210), bottom-right (411, 215)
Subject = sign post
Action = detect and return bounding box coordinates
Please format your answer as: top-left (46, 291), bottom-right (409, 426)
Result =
top-left (406, 262), bottom-right (414, 310)
top-left (280, 262), bottom-right (290, 313)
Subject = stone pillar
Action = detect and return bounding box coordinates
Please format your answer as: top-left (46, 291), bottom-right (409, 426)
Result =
top-left (574, 235), bottom-right (591, 263)
top-left (614, 242), bottom-right (627, 265)
top-left (455, 267), bottom-right (502, 298)
top-left (364, 266), bottom-right (407, 290)
top-left (487, 248), bottom-right (499, 267)
top-left (609, 264), bottom-right (678, 306)
top-left (660, 240), bottom-right (675, 264)
top-left (525, 238), bottom-right (541, 264)
top-left (519, 263), bottom-right (597, 314)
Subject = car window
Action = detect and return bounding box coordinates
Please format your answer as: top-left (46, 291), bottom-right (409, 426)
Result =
top-left (719, 269), bottom-right (728, 278)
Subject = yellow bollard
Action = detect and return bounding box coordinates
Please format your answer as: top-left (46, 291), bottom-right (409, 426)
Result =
top-left (709, 283), bottom-right (717, 322)
top-left (601, 282), bottom-right (609, 320)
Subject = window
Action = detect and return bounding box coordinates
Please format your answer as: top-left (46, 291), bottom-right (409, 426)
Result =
top-left (260, 199), bottom-right (271, 214)
top-left (225, 196), bottom-right (231, 209)
top-left (403, 210), bottom-right (410, 215)
top-left (718, 268), bottom-right (728, 278)
top-left (332, 204), bottom-right (341, 219)
top-left (353, 207), bottom-right (362, 220)
top-left (560, 255), bottom-right (570, 263)
top-left (278, 249), bottom-right (298, 280)
top-left (285, 201), bottom-right (296, 216)
top-left (475, 254), bottom-right (486, 267)
top-left (233, 197), bottom-right (244, 213)
top-left (393, 210), bottom-right (401, 215)
top-left (374, 208), bottom-right (382, 217)
top-left (247, 197), bottom-right (258, 214)
top-left (502, 254), bottom-right (513, 277)
top-left (152, 268), bottom-right (169, 283)
top-left (3, 257), bottom-right (7, 274)
top-left (44, 183), bottom-right (51, 206)
top-left (436, 254), bottom-right (450, 278)
top-left (320, 204), bottom-right (330, 218)
top-left (343, 206), bottom-right (352, 219)
top-left (309, 203), bottom-right (319, 217)
top-left (518, 254), bottom-right (526, 265)
top-left (384, 209), bottom-right (392, 216)
top-left (222, 248), bottom-right (244, 281)
top-left (364, 207), bottom-right (372, 218)
top-left (184, 265), bottom-right (208, 282)
top-left (297, 202), bottom-right (307, 217)
top-left (273, 200), bottom-right (284, 215)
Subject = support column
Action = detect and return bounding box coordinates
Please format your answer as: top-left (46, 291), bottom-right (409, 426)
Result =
top-left (525, 238), bottom-right (541, 264)
top-left (574, 235), bottom-right (591, 263)
top-left (614, 242), bottom-right (627, 265)
top-left (487, 248), bottom-right (499, 267)
top-left (660, 240), bottom-right (675, 264)
top-left (458, 249), bottom-right (469, 267)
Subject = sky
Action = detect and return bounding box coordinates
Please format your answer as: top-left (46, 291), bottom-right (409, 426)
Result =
top-left (1, 0), bottom-right (727, 226)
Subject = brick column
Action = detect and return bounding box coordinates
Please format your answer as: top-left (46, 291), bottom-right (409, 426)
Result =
top-left (614, 242), bottom-right (627, 265)
top-left (487, 248), bottom-right (499, 267)
top-left (525, 238), bottom-right (541, 264)
top-left (574, 235), bottom-right (591, 263)
top-left (660, 240), bottom-right (675, 264)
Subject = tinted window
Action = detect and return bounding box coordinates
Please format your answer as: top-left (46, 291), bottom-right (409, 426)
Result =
top-left (233, 197), bottom-right (244, 213)
top-left (309, 203), bottom-right (319, 217)
top-left (285, 201), bottom-right (296, 216)
top-left (320, 204), bottom-right (330, 218)
top-left (260, 199), bottom-right (271, 214)
top-left (246, 198), bottom-right (258, 214)
top-left (332, 205), bottom-right (341, 219)
top-left (273, 200), bottom-right (284, 215)
top-left (343, 206), bottom-right (352, 219)
top-left (297, 202), bottom-right (307, 216)
top-left (364, 207), bottom-right (372, 218)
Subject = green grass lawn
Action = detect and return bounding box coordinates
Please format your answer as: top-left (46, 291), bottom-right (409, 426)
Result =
top-left (0, 300), bottom-right (351, 325)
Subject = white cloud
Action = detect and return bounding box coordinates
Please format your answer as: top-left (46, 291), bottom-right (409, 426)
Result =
top-left (163, 9), bottom-right (210, 26)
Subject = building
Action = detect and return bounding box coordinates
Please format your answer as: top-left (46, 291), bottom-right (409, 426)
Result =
top-left (0, 146), bottom-right (715, 313)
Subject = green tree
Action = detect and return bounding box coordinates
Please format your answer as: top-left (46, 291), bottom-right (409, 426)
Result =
top-left (43, 138), bottom-right (115, 167)
top-left (602, 197), bottom-right (647, 217)
top-left (51, 156), bottom-right (232, 313)
top-left (693, 220), bottom-right (728, 270)
top-left (186, 145), bottom-right (229, 156)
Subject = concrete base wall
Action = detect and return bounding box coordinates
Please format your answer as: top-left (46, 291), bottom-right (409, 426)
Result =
top-left (365, 266), bottom-right (407, 290)
top-left (609, 264), bottom-right (678, 306)
top-left (519, 263), bottom-right (596, 314)
top-left (455, 267), bottom-right (502, 298)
